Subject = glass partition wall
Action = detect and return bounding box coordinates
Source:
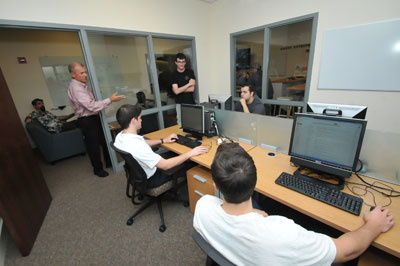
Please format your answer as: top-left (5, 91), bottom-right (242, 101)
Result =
top-left (86, 34), bottom-right (154, 119)
top-left (152, 37), bottom-right (195, 127)
top-left (82, 32), bottom-right (196, 168)
top-left (231, 14), bottom-right (317, 118)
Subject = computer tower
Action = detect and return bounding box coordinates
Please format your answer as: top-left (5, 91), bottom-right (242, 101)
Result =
top-left (204, 110), bottom-right (217, 137)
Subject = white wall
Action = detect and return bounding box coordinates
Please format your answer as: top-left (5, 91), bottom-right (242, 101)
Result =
top-left (208, 0), bottom-right (400, 133)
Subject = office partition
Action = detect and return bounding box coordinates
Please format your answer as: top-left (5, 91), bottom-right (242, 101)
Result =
top-left (211, 108), bottom-right (400, 185)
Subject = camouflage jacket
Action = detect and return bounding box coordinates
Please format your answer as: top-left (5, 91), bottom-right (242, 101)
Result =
top-left (28, 110), bottom-right (63, 133)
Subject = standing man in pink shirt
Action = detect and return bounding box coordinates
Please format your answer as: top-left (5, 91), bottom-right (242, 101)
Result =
top-left (68, 62), bottom-right (125, 177)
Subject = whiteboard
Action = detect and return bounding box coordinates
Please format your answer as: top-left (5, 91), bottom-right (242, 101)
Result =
top-left (39, 56), bottom-right (123, 106)
top-left (318, 19), bottom-right (400, 91)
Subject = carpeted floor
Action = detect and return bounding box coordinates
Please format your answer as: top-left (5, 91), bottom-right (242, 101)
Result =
top-left (4, 152), bottom-right (206, 265)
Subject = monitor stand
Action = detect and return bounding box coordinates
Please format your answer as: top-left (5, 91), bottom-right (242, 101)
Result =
top-left (294, 167), bottom-right (344, 190)
top-left (184, 132), bottom-right (203, 141)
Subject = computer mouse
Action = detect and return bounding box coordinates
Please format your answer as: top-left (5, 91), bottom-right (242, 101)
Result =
top-left (370, 206), bottom-right (384, 212)
top-left (171, 137), bottom-right (178, 141)
top-left (267, 152), bottom-right (276, 157)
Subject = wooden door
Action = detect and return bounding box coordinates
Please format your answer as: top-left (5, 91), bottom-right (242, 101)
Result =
top-left (0, 67), bottom-right (52, 256)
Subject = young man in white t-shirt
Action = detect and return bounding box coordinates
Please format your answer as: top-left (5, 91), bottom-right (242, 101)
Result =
top-left (193, 143), bottom-right (394, 266)
top-left (114, 104), bottom-right (208, 188)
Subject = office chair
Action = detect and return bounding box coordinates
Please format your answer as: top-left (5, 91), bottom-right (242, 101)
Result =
top-left (110, 142), bottom-right (188, 232)
top-left (192, 230), bottom-right (235, 266)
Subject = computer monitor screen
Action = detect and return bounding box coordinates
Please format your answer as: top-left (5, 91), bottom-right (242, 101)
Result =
top-left (181, 104), bottom-right (204, 136)
top-left (307, 102), bottom-right (367, 119)
top-left (289, 113), bottom-right (367, 179)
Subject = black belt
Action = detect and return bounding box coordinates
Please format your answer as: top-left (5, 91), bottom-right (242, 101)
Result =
top-left (78, 114), bottom-right (99, 120)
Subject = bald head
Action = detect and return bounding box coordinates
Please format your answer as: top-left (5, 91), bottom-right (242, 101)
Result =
top-left (68, 62), bottom-right (84, 73)
top-left (69, 62), bottom-right (87, 83)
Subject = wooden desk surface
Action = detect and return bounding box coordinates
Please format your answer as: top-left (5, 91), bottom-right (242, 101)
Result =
top-left (248, 146), bottom-right (400, 258)
top-left (272, 77), bottom-right (306, 84)
top-left (108, 121), bottom-right (121, 130)
top-left (286, 83), bottom-right (305, 91)
top-left (144, 125), bottom-right (255, 169)
top-left (145, 127), bottom-right (400, 257)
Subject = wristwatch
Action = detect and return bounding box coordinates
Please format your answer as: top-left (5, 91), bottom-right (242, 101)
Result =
top-left (160, 138), bottom-right (164, 144)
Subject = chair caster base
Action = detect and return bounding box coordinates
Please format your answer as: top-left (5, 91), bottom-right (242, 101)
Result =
top-left (127, 218), bottom-right (134, 226)
top-left (159, 225), bottom-right (166, 232)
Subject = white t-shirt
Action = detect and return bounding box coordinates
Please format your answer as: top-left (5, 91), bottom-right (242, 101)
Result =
top-left (193, 195), bottom-right (336, 266)
top-left (114, 132), bottom-right (161, 178)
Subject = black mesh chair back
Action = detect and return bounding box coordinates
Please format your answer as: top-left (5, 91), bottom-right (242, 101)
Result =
top-left (110, 141), bottom-right (188, 232)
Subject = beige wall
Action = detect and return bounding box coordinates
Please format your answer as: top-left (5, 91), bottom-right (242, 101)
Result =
top-left (0, 0), bottom-right (399, 134)
top-left (0, 29), bottom-right (82, 121)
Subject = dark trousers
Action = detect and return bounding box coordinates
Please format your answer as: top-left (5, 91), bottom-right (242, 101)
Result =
top-left (60, 120), bottom-right (78, 132)
top-left (146, 151), bottom-right (192, 189)
top-left (77, 115), bottom-right (111, 172)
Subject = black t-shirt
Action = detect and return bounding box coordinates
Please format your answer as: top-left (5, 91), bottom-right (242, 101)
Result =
top-left (171, 69), bottom-right (196, 104)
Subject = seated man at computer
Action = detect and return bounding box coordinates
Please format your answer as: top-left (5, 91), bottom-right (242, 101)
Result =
top-left (235, 84), bottom-right (265, 115)
top-left (114, 104), bottom-right (208, 188)
top-left (194, 143), bottom-right (394, 266)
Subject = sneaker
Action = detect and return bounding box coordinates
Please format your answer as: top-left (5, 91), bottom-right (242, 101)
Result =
top-left (94, 169), bottom-right (109, 177)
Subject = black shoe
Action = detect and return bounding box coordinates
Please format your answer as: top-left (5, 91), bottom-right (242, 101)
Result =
top-left (94, 169), bottom-right (109, 177)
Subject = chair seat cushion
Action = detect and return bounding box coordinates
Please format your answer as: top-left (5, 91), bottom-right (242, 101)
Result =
top-left (147, 176), bottom-right (185, 197)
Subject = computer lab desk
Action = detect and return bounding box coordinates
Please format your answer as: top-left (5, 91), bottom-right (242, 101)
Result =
top-left (144, 125), bottom-right (400, 260)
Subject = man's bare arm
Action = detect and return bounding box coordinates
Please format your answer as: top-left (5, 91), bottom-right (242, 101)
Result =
top-left (172, 79), bottom-right (195, 95)
top-left (240, 98), bottom-right (250, 113)
top-left (333, 206), bottom-right (394, 263)
top-left (156, 146), bottom-right (208, 170)
top-left (58, 113), bottom-right (75, 121)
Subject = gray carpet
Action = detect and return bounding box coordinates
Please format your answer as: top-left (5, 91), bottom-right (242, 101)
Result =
top-left (5, 153), bottom-right (206, 265)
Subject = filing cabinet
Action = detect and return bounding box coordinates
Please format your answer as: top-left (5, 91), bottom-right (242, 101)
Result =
top-left (187, 165), bottom-right (216, 214)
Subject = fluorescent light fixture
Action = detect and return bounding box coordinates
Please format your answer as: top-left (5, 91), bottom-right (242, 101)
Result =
top-left (200, 0), bottom-right (217, 3)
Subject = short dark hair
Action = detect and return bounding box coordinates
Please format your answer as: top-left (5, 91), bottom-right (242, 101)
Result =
top-left (31, 98), bottom-right (43, 106)
top-left (175, 53), bottom-right (186, 61)
top-left (251, 63), bottom-right (261, 70)
top-left (241, 83), bottom-right (255, 94)
top-left (136, 91), bottom-right (146, 104)
top-left (116, 104), bottom-right (142, 130)
top-left (211, 143), bottom-right (257, 203)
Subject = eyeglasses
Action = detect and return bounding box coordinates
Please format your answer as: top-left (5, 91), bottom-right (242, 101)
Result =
top-left (176, 60), bottom-right (186, 64)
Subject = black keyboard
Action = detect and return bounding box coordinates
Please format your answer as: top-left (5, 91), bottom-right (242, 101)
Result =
top-left (275, 172), bottom-right (363, 216)
top-left (175, 134), bottom-right (202, 148)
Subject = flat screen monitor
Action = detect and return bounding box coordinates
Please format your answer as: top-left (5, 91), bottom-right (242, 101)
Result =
top-left (181, 104), bottom-right (204, 138)
top-left (208, 94), bottom-right (232, 110)
top-left (289, 113), bottom-right (367, 179)
top-left (307, 102), bottom-right (367, 119)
